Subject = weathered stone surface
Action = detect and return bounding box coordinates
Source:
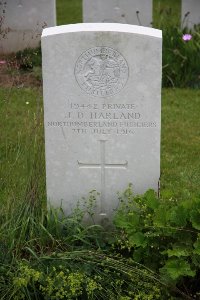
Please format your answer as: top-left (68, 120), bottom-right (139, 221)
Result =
top-left (83, 0), bottom-right (152, 27)
top-left (42, 23), bottom-right (162, 222)
top-left (0, 0), bottom-right (56, 53)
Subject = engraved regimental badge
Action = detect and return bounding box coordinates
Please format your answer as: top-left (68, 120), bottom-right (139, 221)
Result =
top-left (75, 47), bottom-right (129, 97)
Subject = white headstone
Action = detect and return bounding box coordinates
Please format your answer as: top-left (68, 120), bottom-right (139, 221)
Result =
top-left (0, 0), bottom-right (56, 54)
top-left (182, 0), bottom-right (200, 28)
top-left (42, 23), bottom-right (162, 223)
top-left (83, 0), bottom-right (152, 27)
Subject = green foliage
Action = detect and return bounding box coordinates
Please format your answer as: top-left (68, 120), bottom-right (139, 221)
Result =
top-left (114, 185), bottom-right (200, 297)
top-left (162, 26), bottom-right (200, 88)
top-left (15, 47), bottom-right (42, 70)
top-left (153, 0), bottom-right (181, 29)
top-left (56, 0), bottom-right (82, 25)
top-left (153, 0), bottom-right (200, 88)
top-left (160, 259), bottom-right (195, 281)
top-left (9, 252), bottom-right (165, 300)
top-left (1, 1), bottom-right (200, 298)
top-left (0, 191), bottom-right (166, 300)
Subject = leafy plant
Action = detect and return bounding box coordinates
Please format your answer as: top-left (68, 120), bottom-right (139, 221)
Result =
top-left (162, 26), bottom-right (200, 88)
top-left (15, 47), bottom-right (42, 70)
top-left (114, 185), bottom-right (200, 298)
top-left (8, 251), bottom-right (166, 300)
top-left (0, 188), bottom-right (168, 300)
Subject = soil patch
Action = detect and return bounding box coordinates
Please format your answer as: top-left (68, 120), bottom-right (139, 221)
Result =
top-left (0, 57), bottom-right (42, 88)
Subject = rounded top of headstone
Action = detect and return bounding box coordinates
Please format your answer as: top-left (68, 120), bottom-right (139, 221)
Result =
top-left (42, 23), bottom-right (162, 39)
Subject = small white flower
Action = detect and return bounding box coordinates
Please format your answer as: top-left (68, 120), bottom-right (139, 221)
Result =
top-left (26, 101), bottom-right (29, 105)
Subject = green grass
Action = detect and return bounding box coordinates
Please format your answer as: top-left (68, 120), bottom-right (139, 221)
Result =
top-left (0, 1), bottom-right (200, 299)
top-left (56, 0), bottom-right (82, 25)
top-left (1, 87), bottom-right (199, 299)
top-left (161, 88), bottom-right (200, 199)
top-left (1, 87), bottom-right (200, 203)
top-left (0, 88), bottom-right (45, 204)
top-left (153, 0), bottom-right (181, 28)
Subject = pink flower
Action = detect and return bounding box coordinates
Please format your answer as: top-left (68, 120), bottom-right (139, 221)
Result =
top-left (0, 60), bottom-right (6, 65)
top-left (182, 34), bottom-right (192, 41)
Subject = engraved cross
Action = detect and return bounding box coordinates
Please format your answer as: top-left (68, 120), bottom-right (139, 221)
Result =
top-left (78, 140), bottom-right (128, 215)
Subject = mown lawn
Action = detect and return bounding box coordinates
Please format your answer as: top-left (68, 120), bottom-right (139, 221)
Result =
top-left (56, 0), bottom-right (82, 25)
top-left (161, 89), bottom-right (200, 199)
top-left (1, 87), bottom-right (200, 203)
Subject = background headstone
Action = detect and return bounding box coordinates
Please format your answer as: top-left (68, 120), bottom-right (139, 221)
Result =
top-left (83, 0), bottom-right (153, 27)
top-left (182, 0), bottom-right (200, 28)
top-left (0, 0), bottom-right (56, 54)
top-left (42, 23), bottom-right (162, 223)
